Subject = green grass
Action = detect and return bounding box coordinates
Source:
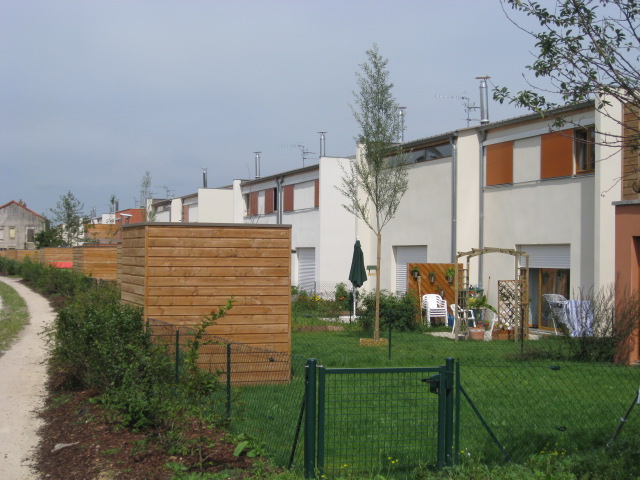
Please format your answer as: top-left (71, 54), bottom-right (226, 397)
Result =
top-left (226, 329), bottom-right (640, 478)
top-left (0, 280), bottom-right (29, 353)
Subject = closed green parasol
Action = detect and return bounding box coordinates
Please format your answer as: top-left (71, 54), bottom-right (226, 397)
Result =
top-left (348, 240), bottom-right (367, 288)
top-left (348, 240), bottom-right (367, 318)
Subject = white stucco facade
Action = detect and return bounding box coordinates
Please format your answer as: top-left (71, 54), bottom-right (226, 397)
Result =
top-left (148, 100), bottom-right (621, 316)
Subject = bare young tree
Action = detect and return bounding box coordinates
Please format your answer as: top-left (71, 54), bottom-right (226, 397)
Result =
top-left (139, 171), bottom-right (156, 222)
top-left (338, 44), bottom-right (409, 341)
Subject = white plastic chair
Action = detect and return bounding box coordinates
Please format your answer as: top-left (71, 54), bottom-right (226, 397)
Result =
top-left (422, 294), bottom-right (448, 327)
top-left (450, 304), bottom-right (476, 334)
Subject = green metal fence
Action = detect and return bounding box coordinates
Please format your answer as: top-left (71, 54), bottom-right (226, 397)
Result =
top-left (303, 358), bottom-right (456, 478)
top-left (147, 320), bottom-right (640, 478)
top-left (456, 361), bottom-right (640, 463)
top-left (146, 319), bottom-right (309, 468)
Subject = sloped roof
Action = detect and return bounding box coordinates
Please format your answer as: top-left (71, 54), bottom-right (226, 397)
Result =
top-left (0, 200), bottom-right (45, 220)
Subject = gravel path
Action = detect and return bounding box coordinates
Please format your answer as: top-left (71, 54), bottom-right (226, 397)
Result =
top-left (0, 277), bottom-right (55, 479)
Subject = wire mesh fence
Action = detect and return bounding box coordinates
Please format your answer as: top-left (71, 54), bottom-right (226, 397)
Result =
top-left (146, 319), bottom-right (308, 469)
top-left (147, 318), bottom-right (640, 477)
top-left (457, 361), bottom-right (640, 464)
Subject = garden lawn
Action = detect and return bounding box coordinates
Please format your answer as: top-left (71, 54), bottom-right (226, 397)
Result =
top-left (228, 329), bottom-right (640, 478)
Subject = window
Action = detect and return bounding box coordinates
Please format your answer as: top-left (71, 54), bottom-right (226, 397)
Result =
top-left (541, 129), bottom-right (573, 179)
top-left (0, 228), bottom-right (3, 242)
top-left (9, 227), bottom-right (16, 239)
top-left (486, 141), bottom-right (513, 186)
top-left (27, 227), bottom-right (35, 243)
top-left (425, 143), bottom-right (452, 160)
top-left (574, 126), bottom-right (595, 173)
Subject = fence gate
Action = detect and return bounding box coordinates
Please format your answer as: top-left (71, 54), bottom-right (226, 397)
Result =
top-left (303, 358), bottom-right (455, 478)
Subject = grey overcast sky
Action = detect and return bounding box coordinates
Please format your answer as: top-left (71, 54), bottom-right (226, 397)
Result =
top-left (1, 0), bottom-right (546, 217)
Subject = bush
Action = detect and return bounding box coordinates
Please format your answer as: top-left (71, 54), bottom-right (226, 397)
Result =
top-left (359, 290), bottom-right (422, 332)
top-left (334, 282), bottom-right (351, 312)
top-left (49, 283), bottom-right (155, 391)
top-left (0, 257), bottom-right (20, 276)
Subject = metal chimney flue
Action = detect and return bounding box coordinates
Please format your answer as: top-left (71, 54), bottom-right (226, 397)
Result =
top-left (202, 168), bottom-right (208, 188)
top-left (318, 131), bottom-right (326, 157)
top-left (254, 152), bottom-right (261, 179)
top-left (477, 76), bottom-right (490, 125)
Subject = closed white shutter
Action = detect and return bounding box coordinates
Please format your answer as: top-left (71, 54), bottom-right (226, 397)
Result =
top-left (395, 246), bottom-right (428, 293)
top-left (518, 244), bottom-right (570, 269)
top-left (297, 248), bottom-right (316, 293)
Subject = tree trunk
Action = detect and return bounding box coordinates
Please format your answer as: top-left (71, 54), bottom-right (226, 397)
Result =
top-left (374, 232), bottom-right (382, 341)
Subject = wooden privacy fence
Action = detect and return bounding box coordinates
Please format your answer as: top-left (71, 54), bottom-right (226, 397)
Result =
top-left (120, 223), bottom-right (293, 376)
top-left (407, 263), bottom-right (462, 307)
top-left (38, 247), bottom-right (74, 266)
top-left (147, 319), bottom-right (293, 385)
top-left (73, 245), bottom-right (118, 281)
top-left (2, 249), bottom-right (38, 261)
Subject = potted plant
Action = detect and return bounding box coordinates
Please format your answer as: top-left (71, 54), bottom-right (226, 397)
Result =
top-left (445, 267), bottom-right (455, 284)
top-left (492, 318), bottom-right (515, 340)
top-left (428, 271), bottom-right (436, 282)
top-left (410, 267), bottom-right (420, 280)
top-left (467, 295), bottom-right (496, 326)
top-left (435, 283), bottom-right (445, 299)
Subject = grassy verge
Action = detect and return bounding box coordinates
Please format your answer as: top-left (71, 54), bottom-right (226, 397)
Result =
top-left (0, 280), bottom-right (29, 353)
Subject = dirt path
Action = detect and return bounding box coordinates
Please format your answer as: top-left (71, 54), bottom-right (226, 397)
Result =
top-left (0, 277), bottom-right (55, 479)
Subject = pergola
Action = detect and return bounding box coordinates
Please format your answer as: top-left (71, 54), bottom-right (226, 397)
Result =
top-left (453, 247), bottom-right (530, 341)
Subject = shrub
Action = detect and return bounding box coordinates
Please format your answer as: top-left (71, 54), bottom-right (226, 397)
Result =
top-left (0, 257), bottom-right (20, 276)
top-left (334, 282), bottom-right (351, 312)
top-left (359, 289), bottom-right (421, 332)
top-left (49, 283), bottom-right (154, 391)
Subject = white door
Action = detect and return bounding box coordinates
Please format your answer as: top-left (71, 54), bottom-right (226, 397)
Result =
top-left (395, 246), bottom-right (428, 294)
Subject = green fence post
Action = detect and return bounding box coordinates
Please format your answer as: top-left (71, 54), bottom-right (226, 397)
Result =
top-left (437, 363), bottom-right (446, 469)
top-left (226, 343), bottom-right (232, 419)
top-left (317, 366), bottom-right (326, 475)
top-left (455, 360), bottom-right (461, 465)
top-left (445, 357), bottom-right (455, 467)
top-left (174, 330), bottom-right (180, 384)
top-left (304, 359), bottom-right (317, 479)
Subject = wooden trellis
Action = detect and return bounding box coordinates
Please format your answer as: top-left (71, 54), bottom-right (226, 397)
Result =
top-left (454, 247), bottom-right (529, 341)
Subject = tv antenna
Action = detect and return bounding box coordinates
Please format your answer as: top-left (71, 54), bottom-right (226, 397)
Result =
top-left (435, 94), bottom-right (480, 127)
top-left (281, 143), bottom-right (316, 167)
top-left (158, 185), bottom-right (175, 198)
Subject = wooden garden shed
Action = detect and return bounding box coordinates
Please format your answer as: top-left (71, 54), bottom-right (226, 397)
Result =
top-left (120, 223), bottom-right (292, 357)
top-left (73, 245), bottom-right (118, 281)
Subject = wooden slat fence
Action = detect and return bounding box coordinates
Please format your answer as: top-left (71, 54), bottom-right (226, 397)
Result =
top-left (121, 223), bottom-right (292, 384)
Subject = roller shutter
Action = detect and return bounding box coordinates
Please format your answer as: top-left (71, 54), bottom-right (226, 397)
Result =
top-left (395, 246), bottom-right (428, 293)
top-left (297, 248), bottom-right (316, 294)
top-left (518, 244), bottom-right (570, 269)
